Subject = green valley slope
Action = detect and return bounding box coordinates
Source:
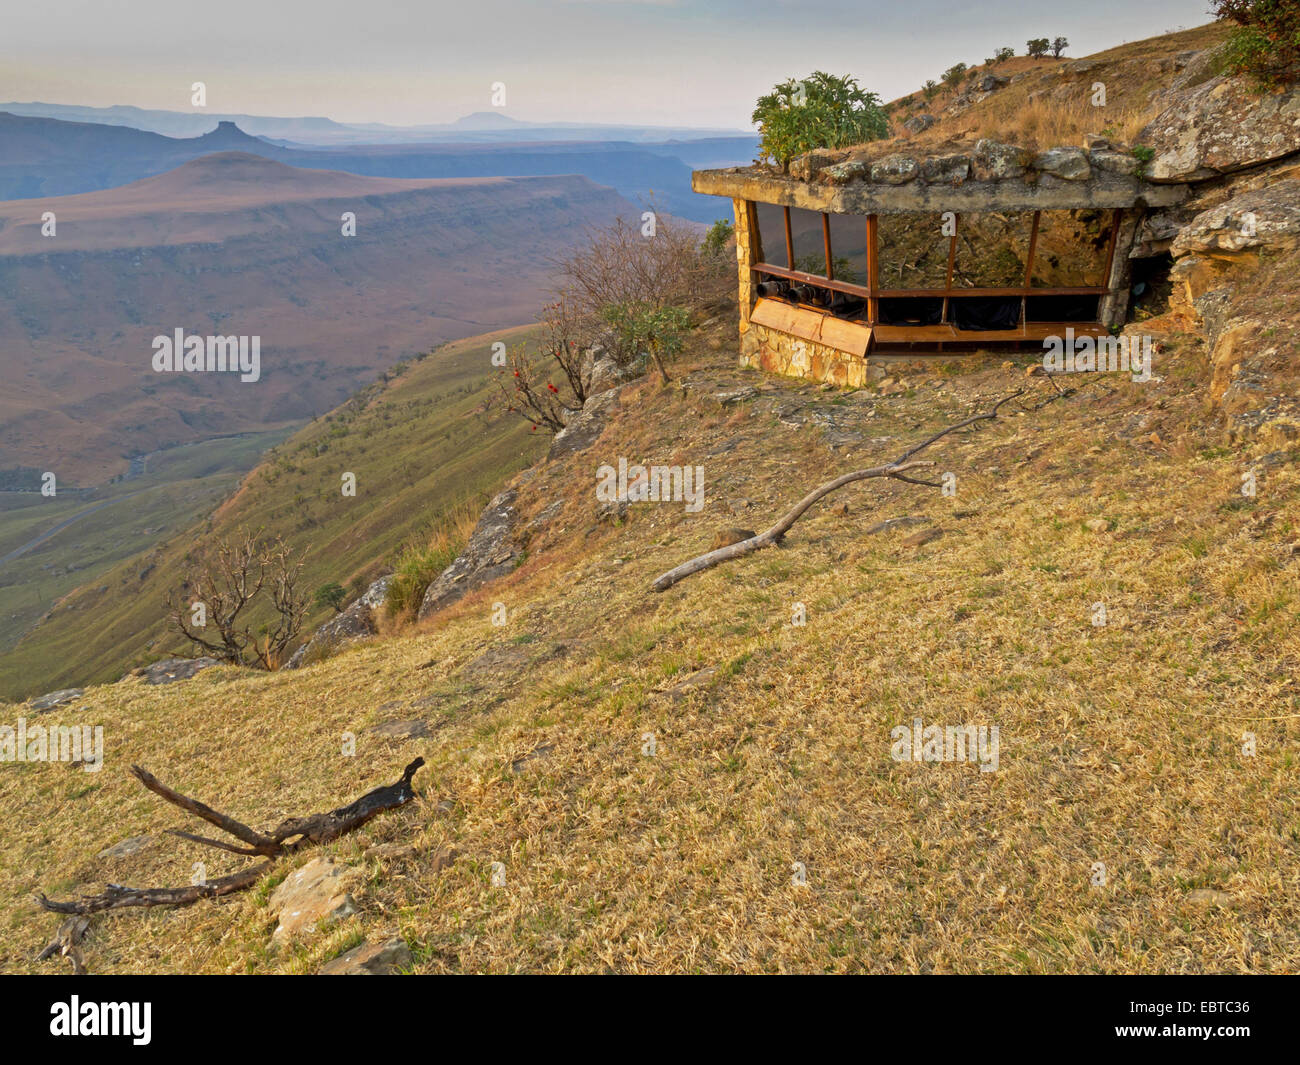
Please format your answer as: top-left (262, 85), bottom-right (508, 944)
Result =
top-left (0, 325), bottom-right (546, 700)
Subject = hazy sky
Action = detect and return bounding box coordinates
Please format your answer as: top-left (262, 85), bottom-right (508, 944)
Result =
top-left (2, 0), bottom-right (1215, 129)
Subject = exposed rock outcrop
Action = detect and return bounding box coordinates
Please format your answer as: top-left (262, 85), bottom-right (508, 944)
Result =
top-left (549, 387), bottom-right (620, 458)
top-left (286, 575), bottom-right (393, 669)
top-left (319, 937), bottom-right (412, 975)
top-left (143, 656), bottom-right (221, 685)
top-left (417, 489), bottom-right (522, 620)
top-left (1170, 180), bottom-right (1300, 256)
top-left (1142, 77), bottom-right (1300, 183)
top-left (27, 688), bottom-right (83, 713)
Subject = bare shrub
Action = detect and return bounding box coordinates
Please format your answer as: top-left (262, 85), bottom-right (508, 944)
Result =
top-left (166, 529), bottom-right (309, 670)
top-left (498, 210), bottom-right (734, 432)
top-left (559, 210), bottom-right (729, 363)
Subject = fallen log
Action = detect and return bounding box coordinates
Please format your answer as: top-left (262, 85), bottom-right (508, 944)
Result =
top-left (652, 387), bottom-right (1038, 592)
top-left (35, 757), bottom-right (425, 918)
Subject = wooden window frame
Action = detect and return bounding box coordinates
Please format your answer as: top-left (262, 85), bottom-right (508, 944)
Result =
top-left (749, 205), bottom-right (1122, 327)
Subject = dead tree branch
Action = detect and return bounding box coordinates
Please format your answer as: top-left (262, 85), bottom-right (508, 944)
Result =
top-left (652, 387), bottom-right (1041, 592)
top-left (36, 916), bottom-right (90, 972)
top-left (35, 758), bottom-right (425, 918)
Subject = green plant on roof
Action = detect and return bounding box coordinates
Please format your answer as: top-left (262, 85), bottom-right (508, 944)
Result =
top-left (752, 71), bottom-right (888, 173)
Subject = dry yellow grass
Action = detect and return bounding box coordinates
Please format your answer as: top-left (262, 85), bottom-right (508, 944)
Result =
top-left (872, 23), bottom-right (1230, 154)
top-left (2, 316), bottom-right (1297, 974)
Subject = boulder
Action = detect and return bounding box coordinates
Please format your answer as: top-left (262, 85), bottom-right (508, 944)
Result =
top-left (1141, 78), bottom-right (1300, 182)
top-left (920, 153), bottom-right (971, 185)
top-left (1087, 149), bottom-right (1137, 176)
top-left (286, 575), bottom-right (393, 669)
top-left (902, 113), bottom-right (936, 135)
top-left (417, 489), bottom-right (521, 619)
top-left (819, 159), bottom-right (869, 185)
top-left (789, 149), bottom-right (837, 182)
top-left (978, 74), bottom-right (1009, 93)
top-left (143, 657), bottom-right (221, 685)
top-left (269, 857), bottom-right (358, 941)
top-left (869, 155), bottom-right (920, 184)
top-left (27, 688), bottom-right (83, 713)
top-left (972, 139), bottom-right (1031, 181)
top-left (1034, 147), bottom-right (1091, 181)
top-left (319, 937), bottom-right (412, 975)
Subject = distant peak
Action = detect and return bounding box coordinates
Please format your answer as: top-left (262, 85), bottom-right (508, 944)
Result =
top-left (198, 120), bottom-right (260, 141)
top-left (452, 111), bottom-right (527, 128)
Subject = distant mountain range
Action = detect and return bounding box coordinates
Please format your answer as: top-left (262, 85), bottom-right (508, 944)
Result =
top-left (0, 112), bottom-right (754, 221)
top-left (0, 101), bottom-right (754, 145)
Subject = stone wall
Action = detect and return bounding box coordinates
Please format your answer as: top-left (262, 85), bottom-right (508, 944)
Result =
top-left (731, 196), bottom-right (868, 389)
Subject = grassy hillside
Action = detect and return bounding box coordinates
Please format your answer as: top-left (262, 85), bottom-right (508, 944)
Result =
top-left (873, 23), bottom-right (1229, 152)
top-left (0, 324), bottom-right (547, 700)
top-left (0, 428), bottom-right (295, 656)
top-left (3, 311), bottom-right (1296, 973)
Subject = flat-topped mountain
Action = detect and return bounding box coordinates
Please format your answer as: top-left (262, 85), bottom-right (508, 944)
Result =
top-left (0, 155), bottom-right (634, 484)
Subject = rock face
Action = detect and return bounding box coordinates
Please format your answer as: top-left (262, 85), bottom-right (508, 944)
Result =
top-left (319, 937), bottom-right (412, 975)
top-left (286, 575), bottom-right (393, 669)
top-left (586, 353), bottom-right (642, 396)
top-left (1141, 77), bottom-right (1300, 182)
top-left (269, 857), bottom-right (358, 940)
top-left (417, 489), bottom-right (521, 620)
top-left (549, 387), bottom-right (620, 458)
top-left (1171, 181), bottom-right (1300, 256)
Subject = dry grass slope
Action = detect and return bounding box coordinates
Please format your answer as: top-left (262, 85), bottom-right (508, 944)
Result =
top-left (2, 311), bottom-right (1296, 974)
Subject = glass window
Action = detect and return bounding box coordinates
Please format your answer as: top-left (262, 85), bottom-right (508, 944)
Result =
top-left (952, 212), bottom-right (1034, 289)
top-left (876, 212), bottom-right (951, 291)
top-left (753, 202), bottom-right (789, 267)
top-left (789, 207), bottom-right (827, 276)
top-left (1030, 210), bottom-right (1112, 288)
top-left (825, 214), bottom-right (869, 285)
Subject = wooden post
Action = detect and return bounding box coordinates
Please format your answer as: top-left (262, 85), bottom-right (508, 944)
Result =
top-left (783, 206), bottom-right (795, 270)
top-left (942, 215), bottom-right (958, 324)
top-left (822, 213), bottom-right (834, 280)
top-left (1023, 211), bottom-right (1041, 327)
top-left (865, 214), bottom-right (879, 325)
